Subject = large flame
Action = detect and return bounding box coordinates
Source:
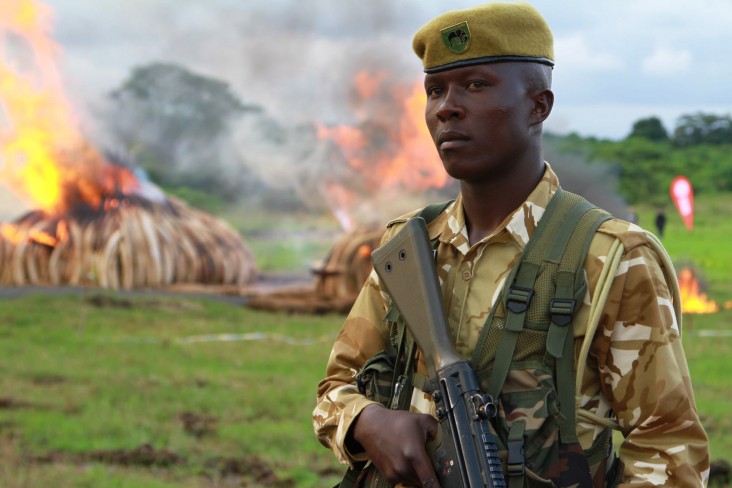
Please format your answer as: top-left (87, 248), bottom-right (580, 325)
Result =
top-left (318, 74), bottom-right (445, 191)
top-left (0, 0), bottom-right (139, 216)
top-left (317, 71), bottom-right (446, 229)
top-left (678, 267), bottom-right (719, 314)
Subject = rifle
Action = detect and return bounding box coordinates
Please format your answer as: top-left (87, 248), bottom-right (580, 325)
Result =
top-left (371, 217), bottom-right (507, 488)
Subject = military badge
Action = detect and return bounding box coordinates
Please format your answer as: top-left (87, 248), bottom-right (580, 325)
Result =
top-left (441, 21), bottom-right (471, 54)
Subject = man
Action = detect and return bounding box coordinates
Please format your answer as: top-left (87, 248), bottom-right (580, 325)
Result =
top-left (313, 3), bottom-right (709, 487)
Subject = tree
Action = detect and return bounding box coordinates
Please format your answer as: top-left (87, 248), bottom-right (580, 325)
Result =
top-left (627, 116), bottom-right (668, 141)
top-left (672, 112), bottom-right (732, 146)
top-left (106, 63), bottom-right (262, 201)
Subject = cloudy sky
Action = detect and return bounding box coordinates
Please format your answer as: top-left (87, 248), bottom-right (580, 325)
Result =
top-left (37, 0), bottom-right (732, 141)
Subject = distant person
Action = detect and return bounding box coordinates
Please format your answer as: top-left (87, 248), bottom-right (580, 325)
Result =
top-left (314, 3), bottom-right (708, 487)
top-left (655, 208), bottom-right (667, 237)
top-left (626, 207), bottom-right (638, 224)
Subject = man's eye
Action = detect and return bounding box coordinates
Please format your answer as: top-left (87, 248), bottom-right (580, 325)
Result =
top-left (467, 80), bottom-right (487, 90)
top-left (426, 87), bottom-right (443, 97)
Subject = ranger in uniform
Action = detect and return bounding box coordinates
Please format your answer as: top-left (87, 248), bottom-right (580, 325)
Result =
top-left (313, 3), bottom-right (709, 487)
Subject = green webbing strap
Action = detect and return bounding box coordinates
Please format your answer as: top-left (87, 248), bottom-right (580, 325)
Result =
top-left (418, 200), bottom-right (454, 226)
top-left (484, 188), bottom-right (611, 446)
top-left (337, 462), bottom-right (365, 488)
top-left (552, 206), bottom-right (611, 444)
top-left (544, 195), bottom-right (599, 359)
top-left (484, 188), bottom-right (568, 400)
top-left (506, 420), bottom-right (526, 488)
top-left (485, 262), bottom-right (540, 399)
top-left (389, 314), bottom-right (415, 411)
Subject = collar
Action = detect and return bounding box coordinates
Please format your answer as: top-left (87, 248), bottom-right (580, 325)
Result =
top-left (437, 163), bottom-right (560, 254)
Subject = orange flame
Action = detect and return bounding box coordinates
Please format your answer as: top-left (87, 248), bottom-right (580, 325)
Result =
top-left (0, 0), bottom-right (139, 216)
top-left (317, 72), bottom-right (447, 229)
top-left (318, 75), bottom-right (445, 192)
top-left (678, 268), bottom-right (719, 314)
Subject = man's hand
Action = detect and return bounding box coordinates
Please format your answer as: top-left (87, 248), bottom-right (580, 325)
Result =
top-left (352, 403), bottom-right (442, 488)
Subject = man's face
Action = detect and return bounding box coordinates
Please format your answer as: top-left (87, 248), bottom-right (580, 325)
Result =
top-left (424, 62), bottom-right (536, 183)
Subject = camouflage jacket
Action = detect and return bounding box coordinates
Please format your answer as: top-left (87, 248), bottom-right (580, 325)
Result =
top-left (313, 164), bottom-right (709, 487)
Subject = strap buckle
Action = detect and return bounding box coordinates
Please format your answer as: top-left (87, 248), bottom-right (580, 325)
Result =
top-left (506, 438), bottom-right (525, 477)
top-left (506, 286), bottom-right (534, 314)
top-left (549, 298), bottom-right (576, 327)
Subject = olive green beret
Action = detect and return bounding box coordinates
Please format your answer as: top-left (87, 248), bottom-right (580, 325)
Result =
top-left (413, 2), bottom-right (554, 73)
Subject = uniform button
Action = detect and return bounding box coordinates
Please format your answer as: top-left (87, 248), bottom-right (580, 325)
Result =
top-left (462, 270), bottom-right (471, 281)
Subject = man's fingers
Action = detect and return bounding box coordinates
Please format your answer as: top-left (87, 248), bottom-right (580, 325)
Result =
top-left (422, 477), bottom-right (441, 488)
top-left (414, 414), bottom-right (442, 487)
top-left (413, 450), bottom-right (441, 488)
top-left (425, 415), bottom-right (439, 440)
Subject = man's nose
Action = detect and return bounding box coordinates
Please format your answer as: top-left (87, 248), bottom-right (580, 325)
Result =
top-left (435, 89), bottom-right (465, 121)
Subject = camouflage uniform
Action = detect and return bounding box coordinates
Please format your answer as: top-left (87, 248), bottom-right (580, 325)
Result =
top-left (313, 164), bottom-right (709, 487)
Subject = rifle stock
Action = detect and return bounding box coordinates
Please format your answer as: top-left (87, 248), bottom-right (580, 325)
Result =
top-left (372, 217), bottom-right (506, 488)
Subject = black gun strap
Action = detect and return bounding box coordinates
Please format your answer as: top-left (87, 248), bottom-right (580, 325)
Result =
top-left (336, 461), bottom-right (366, 488)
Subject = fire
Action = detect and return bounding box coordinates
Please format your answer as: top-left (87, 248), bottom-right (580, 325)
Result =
top-left (317, 71), bottom-right (447, 229)
top-left (0, 0), bottom-right (140, 216)
top-left (318, 75), bottom-right (445, 192)
top-left (678, 267), bottom-right (719, 314)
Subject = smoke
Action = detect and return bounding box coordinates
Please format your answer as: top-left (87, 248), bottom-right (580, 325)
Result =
top-left (31, 1), bottom-right (630, 228)
top-left (44, 0), bottom-right (434, 224)
top-left (543, 136), bottom-right (628, 217)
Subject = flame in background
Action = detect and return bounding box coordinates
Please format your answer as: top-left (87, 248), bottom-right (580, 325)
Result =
top-left (317, 71), bottom-right (446, 229)
top-left (678, 267), bottom-right (719, 314)
top-left (0, 0), bottom-right (139, 216)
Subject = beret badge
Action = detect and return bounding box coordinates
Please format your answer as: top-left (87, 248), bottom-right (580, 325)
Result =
top-left (440, 21), bottom-right (471, 54)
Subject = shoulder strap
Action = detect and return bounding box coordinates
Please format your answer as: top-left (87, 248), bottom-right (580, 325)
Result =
top-left (646, 232), bottom-right (683, 332)
top-left (416, 200), bottom-right (454, 225)
top-left (479, 189), bottom-right (610, 485)
top-left (549, 194), bottom-right (611, 443)
top-left (484, 189), bottom-right (610, 401)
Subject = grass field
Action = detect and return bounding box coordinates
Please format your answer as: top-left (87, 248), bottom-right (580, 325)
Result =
top-left (0, 193), bottom-right (730, 487)
top-left (0, 292), bottom-right (345, 487)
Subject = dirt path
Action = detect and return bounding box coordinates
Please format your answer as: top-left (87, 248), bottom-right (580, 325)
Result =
top-left (0, 272), bottom-right (313, 306)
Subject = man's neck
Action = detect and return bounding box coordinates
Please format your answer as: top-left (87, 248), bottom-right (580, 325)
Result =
top-left (460, 161), bottom-right (545, 245)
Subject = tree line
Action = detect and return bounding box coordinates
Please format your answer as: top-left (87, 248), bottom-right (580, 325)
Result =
top-left (100, 62), bottom-right (731, 211)
top-left (551, 114), bottom-right (732, 205)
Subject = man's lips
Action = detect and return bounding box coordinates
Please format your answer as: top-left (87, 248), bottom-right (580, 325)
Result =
top-left (437, 130), bottom-right (470, 149)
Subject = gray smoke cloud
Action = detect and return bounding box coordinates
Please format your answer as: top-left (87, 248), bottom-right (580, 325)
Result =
top-left (2, 0), bottom-right (628, 227)
top-left (52, 0), bottom-right (437, 225)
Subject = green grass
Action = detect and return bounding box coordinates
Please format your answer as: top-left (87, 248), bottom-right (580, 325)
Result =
top-left (219, 204), bottom-right (343, 274)
top-left (0, 192), bottom-right (730, 486)
top-left (635, 192), bottom-right (732, 302)
top-left (0, 292), bottom-right (345, 487)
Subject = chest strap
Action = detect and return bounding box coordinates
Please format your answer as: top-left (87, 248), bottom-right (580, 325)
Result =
top-left (485, 189), bottom-right (610, 443)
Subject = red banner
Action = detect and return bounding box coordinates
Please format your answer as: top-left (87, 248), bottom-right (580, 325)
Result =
top-left (670, 176), bottom-right (694, 231)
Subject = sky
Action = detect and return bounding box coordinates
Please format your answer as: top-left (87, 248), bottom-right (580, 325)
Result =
top-left (38, 0), bottom-right (732, 141)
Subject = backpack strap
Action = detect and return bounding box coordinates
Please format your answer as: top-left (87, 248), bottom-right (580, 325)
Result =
top-left (484, 188), bottom-right (610, 486)
top-left (576, 238), bottom-right (624, 431)
top-left (483, 189), bottom-right (567, 400)
top-left (646, 232), bottom-right (682, 333)
top-left (417, 200), bottom-right (454, 226)
top-left (485, 189), bottom-right (609, 401)
top-left (550, 200), bottom-right (611, 444)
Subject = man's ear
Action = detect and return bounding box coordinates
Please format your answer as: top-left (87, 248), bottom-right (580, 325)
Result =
top-left (530, 88), bottom-right (554, 126)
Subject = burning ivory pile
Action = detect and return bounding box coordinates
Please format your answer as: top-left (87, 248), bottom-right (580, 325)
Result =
top-left (0, 195), bottom-right (258, 290)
